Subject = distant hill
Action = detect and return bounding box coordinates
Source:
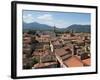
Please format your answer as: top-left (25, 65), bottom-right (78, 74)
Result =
top-left (23, 22), bottom-right (90, 33)
top-left (66, 24), bottom-right (90, 33)
top-left (23, 22), bottom-right (53, 31)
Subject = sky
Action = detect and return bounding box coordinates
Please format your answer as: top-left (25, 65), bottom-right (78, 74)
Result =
top-left (23, 10), bottom-right (91, 28)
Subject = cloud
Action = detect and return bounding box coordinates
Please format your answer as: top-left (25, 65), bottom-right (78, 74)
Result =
top-left (37, 14), bottom-right (53, 21)
top-left (23, 14), bottom-right (53, 24)
top-left (23, 13), bottom-right (67, 28)
top-left (23, 14), bottom-right (34, 23)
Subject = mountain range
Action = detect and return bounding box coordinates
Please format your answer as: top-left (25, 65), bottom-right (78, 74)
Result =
top-left (23, 22), bottom-right (90, 33)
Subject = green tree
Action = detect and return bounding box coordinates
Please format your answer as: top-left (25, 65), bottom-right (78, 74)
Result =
top-left (27, 30), bottom-right (36, 35)
top-left (32, 57), bottom-right (39, 65)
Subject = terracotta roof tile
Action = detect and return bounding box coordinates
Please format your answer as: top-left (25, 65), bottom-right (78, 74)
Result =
top-left (82, 58), bottom-right (91, 66)
top-left (55, 48), bottom-right (66, 56)
top-left (33, 62), bottom-right (57, 68)
top-left (64, 56), bottom-right (83, 67)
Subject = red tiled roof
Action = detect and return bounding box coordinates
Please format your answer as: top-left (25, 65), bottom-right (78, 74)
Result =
top-left (33, 62), bottom-right (57, 68)
top-left (53, 41), bottom-right (60, 45)
top-left (55, 48), bottom-right (66, 56)
top-left (82, 58), bottom-right (91, 66)
top-left (64, 56), bottom-right (83, 67)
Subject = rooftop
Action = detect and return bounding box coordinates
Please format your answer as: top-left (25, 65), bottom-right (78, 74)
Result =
top-left (55, 48), bottom-right (67, 57)
top-left (33, 62), bottom-right (58, 68)
top-left (82, 58), bottom-right (91, 66)
top-left (64, 56), bottom-right (83, 67)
